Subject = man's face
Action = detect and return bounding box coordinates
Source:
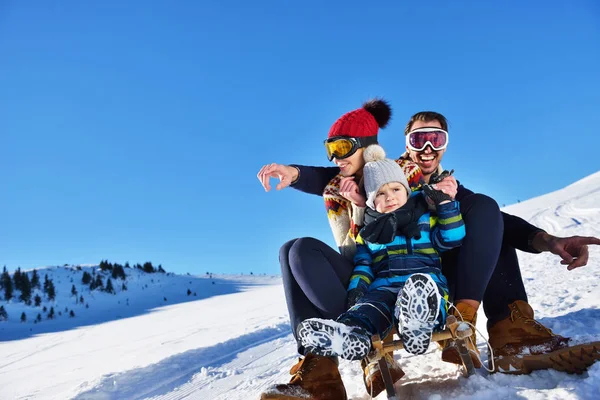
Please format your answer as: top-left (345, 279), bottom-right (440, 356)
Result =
top-left (333, 148), bottom-right (365, 177)
top-left (406, 119), bottom-right (446, 177)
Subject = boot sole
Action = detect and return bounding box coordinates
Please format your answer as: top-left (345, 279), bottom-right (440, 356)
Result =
top-left (297, 319), bottom-right (371, 361)
top-left (396, 273), bottom-right (441, 355)
top-left (492, 342), bottom-right (600, 374)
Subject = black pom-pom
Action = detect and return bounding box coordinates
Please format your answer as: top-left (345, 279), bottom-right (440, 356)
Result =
top-left (363, 98), bottom-right (392, 128)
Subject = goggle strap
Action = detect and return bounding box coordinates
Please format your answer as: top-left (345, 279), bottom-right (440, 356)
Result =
top-left (358, 135), bottom-right (378, 148)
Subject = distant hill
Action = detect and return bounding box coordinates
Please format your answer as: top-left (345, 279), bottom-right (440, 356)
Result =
top-left (0, 263), bottom-right (278, 341)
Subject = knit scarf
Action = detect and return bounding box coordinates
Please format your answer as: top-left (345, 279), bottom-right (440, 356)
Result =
top-left (360, 194), bottom-right (428, 244)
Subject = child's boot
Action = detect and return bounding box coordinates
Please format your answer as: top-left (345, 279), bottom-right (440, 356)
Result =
top-left (297, 318), bottom-right (372, 361)
top-left (395, 273), bottom-right (440, 355)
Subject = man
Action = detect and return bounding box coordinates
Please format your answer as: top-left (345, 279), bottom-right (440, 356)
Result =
top-left (400, 112), bottom-right (600, 373)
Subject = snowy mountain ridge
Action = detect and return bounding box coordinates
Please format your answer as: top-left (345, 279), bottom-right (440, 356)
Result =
top-left (0, 263), bottom-right (279, 342)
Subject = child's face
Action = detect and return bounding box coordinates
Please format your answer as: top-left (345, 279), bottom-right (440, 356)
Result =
top-left (374, 182), bottom-right (408, 213)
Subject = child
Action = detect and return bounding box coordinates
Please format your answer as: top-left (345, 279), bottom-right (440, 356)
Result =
top-left (297, 144), bottom-right (465, 359)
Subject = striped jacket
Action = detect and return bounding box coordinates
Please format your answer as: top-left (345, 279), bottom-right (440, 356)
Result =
top-left (348, 198), bottom-right (465, 292)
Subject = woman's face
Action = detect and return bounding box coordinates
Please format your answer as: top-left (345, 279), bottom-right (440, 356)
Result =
top-left (333, 148), bottom-right (365, 177)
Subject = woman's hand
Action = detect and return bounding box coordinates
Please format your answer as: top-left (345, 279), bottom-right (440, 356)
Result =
top-left (339, 177), bottom-right (366, 207)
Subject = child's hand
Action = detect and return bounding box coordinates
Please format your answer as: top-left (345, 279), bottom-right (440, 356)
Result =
top-left (339, 177), bottom-right (367, 207)
top-left (423, 184), bottom-right (452, 205)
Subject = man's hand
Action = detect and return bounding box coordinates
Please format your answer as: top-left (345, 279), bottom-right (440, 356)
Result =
top-left (257, 163), bottom-right (299, 192)
top-left (339, 177), bottom-right (366, 207)
top-left (532, 232), bottom-right (600, 270)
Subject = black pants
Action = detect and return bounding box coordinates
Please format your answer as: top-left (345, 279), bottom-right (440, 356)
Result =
top-left (280, 194), bottom-right (528, 354)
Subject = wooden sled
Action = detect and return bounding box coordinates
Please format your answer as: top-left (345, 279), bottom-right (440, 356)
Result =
top-left (370, 315), bottom-right (478, 400)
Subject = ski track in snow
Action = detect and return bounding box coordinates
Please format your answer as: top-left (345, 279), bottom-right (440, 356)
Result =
top-left (73, 324), bottom-right (293, 400)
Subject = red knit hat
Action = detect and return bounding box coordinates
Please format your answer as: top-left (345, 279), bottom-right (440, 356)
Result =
top-left (328, 98), bottom-right (392, 139)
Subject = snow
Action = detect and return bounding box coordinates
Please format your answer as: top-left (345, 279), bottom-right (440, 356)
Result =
top-left (1, 171), bottom-right (600, 399)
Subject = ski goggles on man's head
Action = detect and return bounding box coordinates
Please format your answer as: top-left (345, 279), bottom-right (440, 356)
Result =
top-left (405, 127), bottom-right (449, 152)
top-left (324, 136), bottom-right (377, 161)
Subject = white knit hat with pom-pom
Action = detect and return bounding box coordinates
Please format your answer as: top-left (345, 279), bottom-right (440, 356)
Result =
top-left (363, 144), bottom-right (411, 209)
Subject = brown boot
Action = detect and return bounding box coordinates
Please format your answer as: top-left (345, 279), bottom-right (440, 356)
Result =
top-left (260, 353), bottom-right (347, 400)
top-left (360, 353), bottom-right (405, 397)
top-left (488, 300), bottom-right (600, 374)
top-left (441, 302), bottom-right (482, 368)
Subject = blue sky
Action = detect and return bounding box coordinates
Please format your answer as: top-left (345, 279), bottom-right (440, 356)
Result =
top-left (1, 1), bottom-right (599, 275)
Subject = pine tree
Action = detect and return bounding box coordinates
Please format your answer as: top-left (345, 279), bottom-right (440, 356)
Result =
top-left (1, 268), bottom-right (13, 301)
top-left (34, 294), bottom-right (42, 307)
top-left (121, 283), bottom-right (127, 291)
top-left (31, 269), bottom-right (40, 289)
top-left (94, 275), bottom-right (104, 289)
top-left (71, 284), bottom-right (77, 297)
top-left (20, 312), bottom-right (26, 322)
top-left (99, 260), bottom-right (113, 272)
top-left (47, 280), bottom-right (56, 301)
top-left (0, 305), bottom-right (8, 321)
top-left (79, 295), bottom-right (84, 304)
top-left (105, 278), bottom-right (114, 294)
top-left (47, 307), bottom-right (55, 319)
top-left (19, 273), bottom-right (32, 304)
top-left (143, 262), bottom-right (155, 274)
top-left (82, 271), bottom-right (92, 285)
top-left (69, 310), bottom-right (75, 318)
top-left (43, 274), bottom-right (50, 294)
top-left (0, 267), bottom-right (5, 291)
top-left (36, 313), bottom-right (42, 323)
top-left (111, 265), bottom-right (119, 280)
top-left (111, 264), bottom-right (126, 280)
top-left (13, 268), bottom-right (23, 291)
top-left (158, 264), bottom-right (165, 273)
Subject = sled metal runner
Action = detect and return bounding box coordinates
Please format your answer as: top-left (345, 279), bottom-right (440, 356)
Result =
top-left (370, 315), bottom-right (477, 400)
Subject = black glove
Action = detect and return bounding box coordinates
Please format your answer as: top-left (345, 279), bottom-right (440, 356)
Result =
top-left (429, 169), bottom-right (454, 185)
top-left (423, 184), bottom-right (452, 205)
top-left (346, 288), bottom-right (366, 309)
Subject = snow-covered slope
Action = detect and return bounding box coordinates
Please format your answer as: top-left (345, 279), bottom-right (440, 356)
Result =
top-left (1, 171), bottom-right (600, 400)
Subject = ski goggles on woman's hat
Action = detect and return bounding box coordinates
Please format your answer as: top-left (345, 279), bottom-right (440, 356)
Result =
top-left (324, 136), bottom-right (378, 161)
top-left (405, 127), bottom-right (449, 152)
